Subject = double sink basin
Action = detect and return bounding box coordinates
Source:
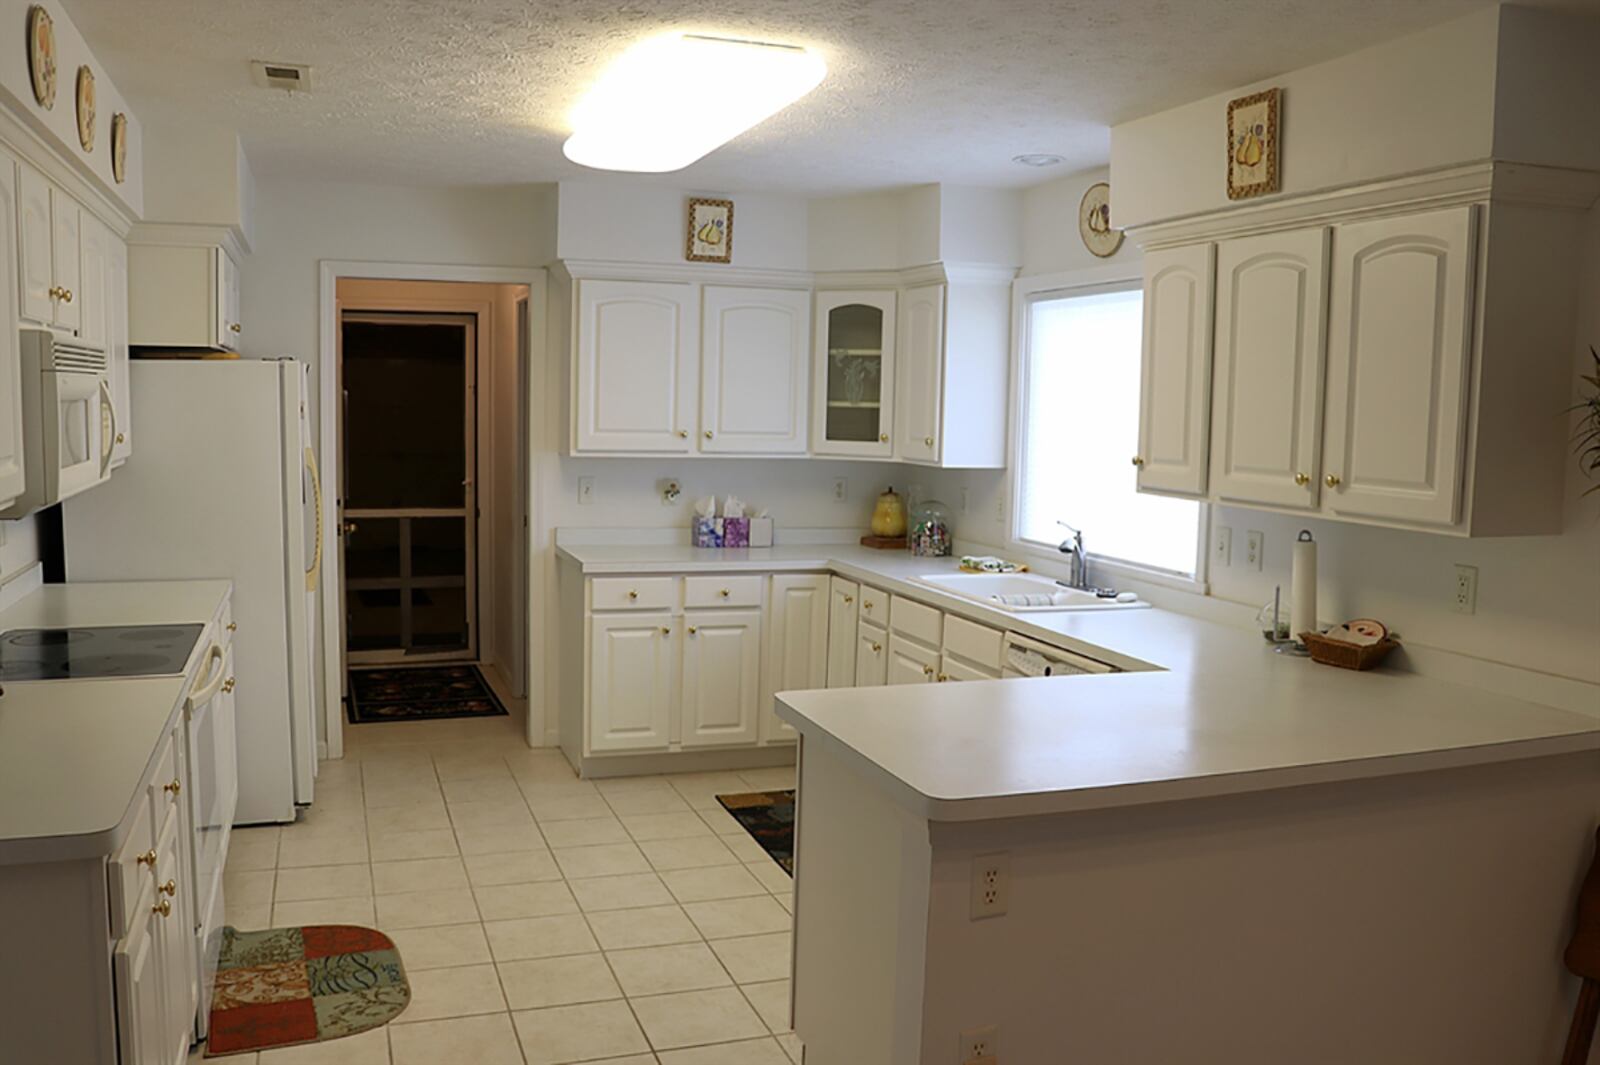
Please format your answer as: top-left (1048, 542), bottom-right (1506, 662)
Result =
top-left (913, 572), bottom-right (1149, 613)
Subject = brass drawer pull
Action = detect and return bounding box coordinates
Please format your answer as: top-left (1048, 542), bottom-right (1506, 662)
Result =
top-left (1294, 472), bottom-right (1310, 486)
top-left (136, 849), bottom-right (157, 868)
top-left (153, 899), bottom-right (172, 918)
top-left (163, 778), bottom-right (182, 797)
top-left (1325, 473), bottom-right (1342, 488)
top-left (222, 677), bottom-right (236, 693)
top-left (660, 626), bottom-right (671, 636)
top-left (687, 626), bottom-right (698, 635)
top-left (719, 589), bottom-right (730, 598)
top-left (226, 622), bottom-right (237, 632)
top-left (1131, 456), bottom-right (1146, 468)
top-left (843, 595), bottom-right (854, 605)
top-left (159, 879), bottom-right (177, 897)
top-left (870, 642), bottom-right (881, 653)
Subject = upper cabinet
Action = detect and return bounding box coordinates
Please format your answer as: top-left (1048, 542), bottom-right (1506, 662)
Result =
top-left (700, 285), bottom-right (810, 454)
top-left (813, 290), bottom-right (896, 458)
top-left (573, 279), bottom-right (698, 453)
top-left (895, 270), bottom-right (1010, 469)
top-left (895, 283), bottom-right (944, 463)
top-left (18, 160), bottom-right (97, 340)
top-left (1135, 244), bottom-right (1214, 496)
top-left (128, 243), bottom-right (242, 352)
top-left (0, 157), bottom-right (24, 511)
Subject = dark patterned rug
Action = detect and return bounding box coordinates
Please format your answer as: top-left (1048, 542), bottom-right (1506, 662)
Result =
top-left (346, 665), bottom-right (508, 723)
top-left (716, 790), bottom-right (796, 875)
top-left (206, 924), bottom-right (409, 1056)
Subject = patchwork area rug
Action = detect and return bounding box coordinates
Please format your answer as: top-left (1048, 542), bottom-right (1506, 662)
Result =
top-left (716, 789), bottom-right (796, 874)
top-left (206, 925), bottom-right (409, 1056)
top-left (346, 664), bottom-right (508, 723)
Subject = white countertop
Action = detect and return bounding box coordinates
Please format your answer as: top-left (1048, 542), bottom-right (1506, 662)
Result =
top-left (558, 542), bottom-right (1600, 821)
top-left (0, 581), bottom-right (231, 864)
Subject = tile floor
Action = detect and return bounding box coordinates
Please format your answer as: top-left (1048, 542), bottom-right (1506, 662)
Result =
top-left (194, 711), bottom-right (802, 1065)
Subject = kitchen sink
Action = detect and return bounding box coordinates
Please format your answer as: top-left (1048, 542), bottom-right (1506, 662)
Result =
top-left (912, 572), bottom-right (1148, 612)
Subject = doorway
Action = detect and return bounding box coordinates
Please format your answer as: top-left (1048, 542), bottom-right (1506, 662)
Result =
top-left (340, 311), bottom-right (478, 662)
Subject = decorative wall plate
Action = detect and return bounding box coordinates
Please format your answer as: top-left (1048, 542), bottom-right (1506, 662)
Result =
top-left (685, 197), bottom-right (734, 264)
top-left (75, 66), bottom-right (96, 152)
top-left (27, 6), bottom-right (56, 109)
top-left (1077, 182), bottom-right (1123, 258)
top-left (111, 113), bottom-right (128, 183)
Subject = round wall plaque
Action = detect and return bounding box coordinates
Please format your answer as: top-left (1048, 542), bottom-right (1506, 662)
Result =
top-left (27, 6), bottom-right (57, 109)
top-left (76, 65), bottom-right (96, 152)
top-left (1077, 181), bottom-right (1124, 258)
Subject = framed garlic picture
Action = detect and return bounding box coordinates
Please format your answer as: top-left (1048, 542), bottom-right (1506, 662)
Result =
top-left (685, 197), bottom-right (733, 263)
top-left (1226, 88), bottom-right (1280, 200)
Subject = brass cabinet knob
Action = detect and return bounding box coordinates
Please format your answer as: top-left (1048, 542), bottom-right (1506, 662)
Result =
top-left (862, 602), bottom-right (872, 612)
top-left (47, 285), bottom-right (60, 299)
top-left (687, 626), bottom-right (698, 635)
top-left (922, 664), bottom-right (935, 676)
top-left (843, 595), bottom-right (854, 605)
top-left (718, 589), bottom-right (730, 598)
top-left (61, 288), bottom-right (72, 303)
top-left (704, 430), bottom-right (714, 440)
top-left (164, 778), bottom-right (182, 796)
top-left (659, 626), bottom-right (671, 636)
top-left (136, 849), bottom-right (157, 867)
top-left (153, 899), bottom-right (172, 918)
top-left (1131, 456), bottom-right (1146, 468)
top-left (677, 429), bottom-right (688, 438)
top-left (627, 589), bottom-right (639, 600)
top-left (226, 622), bottom-right (237, 632)
top-left (923, 436), bottom-right (934, 447)
top-left (230, 323), bottom-right (242, 333)
top-left (159, 879), bottom-right (177, 897)
top-left (1294, 472), bottom-right (1310, 486)
top-left (1325, 473), bottom-right (1342, 488)
top-left (115, 432), bottom-right (125, 444)
top-left (879, 434), bottom-right (888, 443)
top-left (222, 677), bottom-right (236, 693)
top-left (937, 673), bottom-right (949, 682)
top-left (870, 642), bottom-right (881, 653)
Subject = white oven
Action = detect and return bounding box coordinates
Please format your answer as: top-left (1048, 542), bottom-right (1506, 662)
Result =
top-left (0, 328), bottom-right (115, 518)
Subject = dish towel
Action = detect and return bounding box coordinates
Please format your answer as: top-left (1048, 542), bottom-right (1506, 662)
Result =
top-left (992, 592), bottom-right (1073, 608)
top-left (1004, 645), bottom-right (1052, 677)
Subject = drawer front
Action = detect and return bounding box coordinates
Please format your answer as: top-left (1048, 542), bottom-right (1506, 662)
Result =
top-left (684, 575), bottom-right (763, 609)
top-left (145, 728), bottom-right (181, 829)
top-left (889, 594), bottom-right (942, 648)
top-left (942, 615), bottom-right (1004, 672)
top-left (108, 770), bottom-right (158, 939)
top-left (592, 577), bottom-right (677, 611)
top-left (857, 584), bottom-right (889, 626)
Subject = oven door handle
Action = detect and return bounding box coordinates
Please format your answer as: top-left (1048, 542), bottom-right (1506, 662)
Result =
top-left (186, 643), bottom-right (227, 710)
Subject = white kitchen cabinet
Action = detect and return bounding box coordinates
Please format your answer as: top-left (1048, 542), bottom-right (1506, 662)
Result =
top-left (127, 244), bottom-right (242, 352)
top-left (17, 160), bottom-right (88, 336)
top-left (940, 656), bottom-right (998, 682)
top-left (113, 876), bottom-right (170, 1065)
top-left (49, 185), bottom-right (82, 334)
top-left (681, 608), bottom-right (763, 747)
top-left (107, 237), bottom-right (132, 467)
top-left (1321, 207), bottom-right (1476, 528)
top-left (153, 801), bottom-right (196, 1065)
top-left (700, 285), bottom-right (810, 454)
top-left (0, 156), bottom-right (24, 510)
top-left (855, 625), bottom-right (888, 686)
top-left (762, 575), bottom-right (830, 744)
top-left (825, 577), bottom-right (858, 688)
top-left (887, 632), bottom-right (940, 685)
top-left (571, 279), bottom-right (697, 453)
top-left (939, 614), bottom-right (1003, 682)
top-left (895, 272), bottom-right (1012, 468)
top-left (1136, 243), bottom-right (1215, 497)
top-left (79, 214), bottom-right (112, 353)
top-left (1208, 228), bottom-right (1329, 509)
top-left (895, 283), bottom-right (944, 463)
top-left (588, 611), bottom-right (675, 751)
top-left (814, 289), bottom-right (896, 458)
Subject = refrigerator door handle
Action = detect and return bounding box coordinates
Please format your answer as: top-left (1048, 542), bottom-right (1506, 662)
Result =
top-left (304, 447), bottom-right (323, 592)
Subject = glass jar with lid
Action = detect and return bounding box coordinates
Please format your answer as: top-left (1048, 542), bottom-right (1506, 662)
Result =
top-left (909, 499), bottom-right (952, 557)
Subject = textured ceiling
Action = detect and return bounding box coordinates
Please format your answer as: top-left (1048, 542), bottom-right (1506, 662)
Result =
top-left (62, 0), bottom-right (1600, 194)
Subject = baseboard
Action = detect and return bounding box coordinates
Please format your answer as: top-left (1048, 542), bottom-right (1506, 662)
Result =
top-left (576, 745), bottom-right (797, 779)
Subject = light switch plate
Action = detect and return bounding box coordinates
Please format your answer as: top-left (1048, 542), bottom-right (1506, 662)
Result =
top-left (1214, 526), bottom-right (1232, 568)
top-left (577, 476), bottom-right (595, 505)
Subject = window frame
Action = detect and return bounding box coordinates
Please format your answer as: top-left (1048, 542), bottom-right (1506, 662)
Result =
top-left (1006, 266), bottom-right (1210, 594)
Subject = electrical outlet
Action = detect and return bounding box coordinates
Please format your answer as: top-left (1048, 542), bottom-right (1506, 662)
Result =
top-left (1214, 526), bottom-right (1233, 568)
top-left (994, 494), bottom-right (1005, 525)
top-left (960, 486), bottom-right (971, 514)
top-left (577, 476), bottom-right (595, 505)
top-left (1453, 563), bottom-right (1478, 615)
top-left (970, 852), bottom-right (1009, 919)
top-left (960, 1025), bottom-right (1000, 1064)
top-left (1245, 530), bottom-right (1264, 571)
top-left (833, 477), bottom-right (848, 503)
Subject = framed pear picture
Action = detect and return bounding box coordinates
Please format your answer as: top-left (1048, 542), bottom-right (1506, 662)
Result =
top-left (685, 198), bottom-right (733, 263)
top-left (1227, 88), bottom-right (1280, 200)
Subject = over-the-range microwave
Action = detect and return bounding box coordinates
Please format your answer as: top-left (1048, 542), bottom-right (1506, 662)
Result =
top-left (0, 328), bottom-right (116, 518)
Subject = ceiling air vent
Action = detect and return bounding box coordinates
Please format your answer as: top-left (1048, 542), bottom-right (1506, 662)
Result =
top-left (250, 61), bottom-right (312, 92)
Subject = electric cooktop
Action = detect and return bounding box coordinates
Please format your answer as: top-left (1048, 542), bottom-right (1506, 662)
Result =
top-left (0, 624), bottom-right (206, 681)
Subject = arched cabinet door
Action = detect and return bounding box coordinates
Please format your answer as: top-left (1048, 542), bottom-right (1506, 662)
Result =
top-left (700, 285), bottom-right (811, 454)
top-left (572, 279), bottom-right (697, 453)
top-left (1136, 243), bottom-right (1215, 497)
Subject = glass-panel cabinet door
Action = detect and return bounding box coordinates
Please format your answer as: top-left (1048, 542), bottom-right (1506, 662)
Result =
top-left (812, 290), bottom-right (897, 457)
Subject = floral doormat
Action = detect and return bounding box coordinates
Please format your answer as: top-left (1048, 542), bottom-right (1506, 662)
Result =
top-left (716, 790), bottom-right (796, 875)
top-left (206, 924), bottom-right (410, 1057)
top-left (346, 664), bottom-right (508, 723)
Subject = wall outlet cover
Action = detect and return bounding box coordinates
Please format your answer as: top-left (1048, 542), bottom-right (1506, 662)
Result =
top-left (960, 1025), bottom-right (1000, 1063)
top-left (1245, 530), bottom-right (1264, 571)
top-left (970, 852), bottom-right (1009, 919)
top-left (1453, 563), bottom-right (1478, 615)
top-left (833, 477), bottom-right (848, 503)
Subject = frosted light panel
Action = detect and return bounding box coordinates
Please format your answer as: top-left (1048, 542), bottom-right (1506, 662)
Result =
top-left (1016, 288), bottom-right (1201, 576)
top-left (563, 34), bottom-right (827, 172)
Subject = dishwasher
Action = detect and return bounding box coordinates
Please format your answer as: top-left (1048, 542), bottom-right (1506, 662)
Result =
top-left (1001, 632), bottom-right (1117, 677)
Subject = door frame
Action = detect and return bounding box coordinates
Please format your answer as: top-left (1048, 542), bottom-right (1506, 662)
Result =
top-left (318, 262), bottom-right (547, 759)
top-left (340, 309), bottom-right (481, 665)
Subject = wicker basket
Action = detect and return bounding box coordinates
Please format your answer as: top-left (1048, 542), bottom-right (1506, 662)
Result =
top-left (1299, 631), bottom-right (1400, 671)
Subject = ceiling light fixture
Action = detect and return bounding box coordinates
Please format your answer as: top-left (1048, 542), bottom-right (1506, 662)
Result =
top-left (1012, 153), bottom-right (1066, 167)
top-left (563, 33), bottom-right (826, 173)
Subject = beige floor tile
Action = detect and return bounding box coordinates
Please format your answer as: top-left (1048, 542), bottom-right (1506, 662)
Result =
top-left (621, 812), bottom-right (716, 842)
top-left (256, 1025), bottom-right (388, 1064)
top-left (368, 828), bottom-right (460, 862)
top-left (553, 842), bottom-right (651, 880)
top-left (512, 1000), bottom-right (650, 1065)
top-left (271, 897), bottom-right (376, 928)
top-left (272, 863), bottom-right (372, 903)
top-left (364, 800), bottom-right (452, 835)
top-left (224, 829), bottom-right (281, 872)
top-left (668, 772), bottom-right (755, 809)
top-left (527, 793), bottom-right (613, 821)
top-left (659, 865), bottom-right (767, 904)
top-left (393, 962), bottom-right (506, 1022)
top-left (593, 775), bottom-right (674, 795)
top-left (605, 942), bottom-right (731, 997)
top-left (386, 922), bottom-right (492, 970)
top-left (736, 767), bottom-right (797, 791)
top-left (464, 849), bottom-right (563, 886)
top-left (374, 886), bottom-right (480, 930)
top-left (604, 789), bottom-right (694, 816)
top-left (629, 986), bottom-right (767, 1050)
top-left (515, 777), bottom-right (596, 802)
top-left (223, 870), bottom-right (276, 908)
top-left (276, 831), bottom-right (370, 869)
top-left (696, 806), bottom-right (748, 837)
top-left (777, 1032), bottom-right (803, 1063)
top-left (744, 861), bottom-right (792, 894)
top-left (432, 755), bottom-right (514, 782)
top-left (224, 902), bottom-right (272, 931)
top-left (483, 913), bottom-right (598, 961)
top-left (389, 1013), bottom-right (525, 1065)
top-left (497, 952), bottom-right (622, 1010)
top-left (447, 799), bottom-right (537, 831)
top-left (658, 1038), bottom-right (790, 1065)
top-left (569, 872), bottom-right (675, 913)
top-left (708, 933), bottom-right (791, 983)
top-left (290, 801), bottom-right (366, 833)
top-left (638, 836), bottom-right (738, 872)
top-left (372, 856), bottom-right (470, 895)
top-left (474, 879), bottom-right (578, 921)
top-left (683, 896), bottom-right (792, 940)
top-left (442, 776), bottom-right (525, 804)
top-left (741, 979), bottom-right (792, 1033)
top-left (585, 904), bottom-right (700, 951)
top-left (720, 832), bottom-right (776, 865)
top-left (539, 816), bottom-right (630, 848)
top-left (455, 822), bottom-right (549, 856)
top-left (364, 782), bottom-right (443, 809)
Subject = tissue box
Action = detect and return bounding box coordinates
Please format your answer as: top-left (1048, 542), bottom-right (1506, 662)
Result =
top-left (722, 517), bottom-right (750, 547)
top-left (692, 517), bottom-right (723, 548)
top-left (748, 517), bottom-right (773, 548)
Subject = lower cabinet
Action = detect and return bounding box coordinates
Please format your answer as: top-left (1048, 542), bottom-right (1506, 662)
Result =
top-left (589, 611), bottom-right (676, 752)
top-left (825, 577), bottom-right (858, 688)
top-left (855, 624), bottom-right (888, 686)
top-left (762, 575), bottom-right (830, 744)
top-left (681, 608), bottom-right (763, 747)
top-left (887, 633), bottom-right (940, 684)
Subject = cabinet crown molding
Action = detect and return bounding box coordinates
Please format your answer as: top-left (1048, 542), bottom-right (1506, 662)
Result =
top-left (559, 257), bottom-right (811, 289)
top-left (127, 222), bottom-right (249, 263)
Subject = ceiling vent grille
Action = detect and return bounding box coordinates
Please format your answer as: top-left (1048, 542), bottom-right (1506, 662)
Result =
top-left (250, 61), bottom-right (312, 92)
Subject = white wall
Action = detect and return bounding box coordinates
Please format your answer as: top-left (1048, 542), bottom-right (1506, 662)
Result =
top-left (1018, 167), bottom-right (1137, 276)
top-left (142, 124), bottom-right (255, 244)
top-left (1492, 6), bottom-right (1600, 173)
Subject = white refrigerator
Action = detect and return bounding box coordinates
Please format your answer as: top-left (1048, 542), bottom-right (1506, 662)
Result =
top-left (63, 359), bottom-right (322, 823)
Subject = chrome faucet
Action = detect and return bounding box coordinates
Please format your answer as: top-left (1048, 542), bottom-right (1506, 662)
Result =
top-left (1056, 521), bottom-right (1089, 590)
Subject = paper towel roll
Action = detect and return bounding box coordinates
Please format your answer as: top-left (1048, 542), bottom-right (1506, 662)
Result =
top-left (1291, 531), bottom-right (1317, 644)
